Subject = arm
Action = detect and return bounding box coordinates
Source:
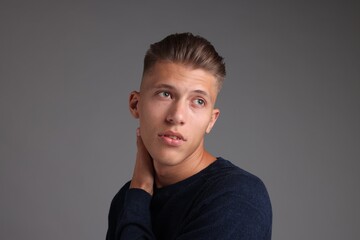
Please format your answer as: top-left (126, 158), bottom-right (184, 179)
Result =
top-left (107, 130), bottom-right (272, 239)
top-left (129, 128), bottom-right (155, 195)
top-left (108, 128), bottom-right (156, 240)
top-left (107, 183), bottom-right (271, 240)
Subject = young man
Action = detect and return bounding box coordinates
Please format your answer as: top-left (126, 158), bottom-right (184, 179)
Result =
top-left (106, 33), bottom-right (272, 240)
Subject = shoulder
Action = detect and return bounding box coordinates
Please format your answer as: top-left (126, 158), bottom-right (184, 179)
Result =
top-left (186, 158), bottom-right (272, 238)
top-left (199, 157), bottom-right (272, 222)
top-left (202, 158), bottom-right (269, 196)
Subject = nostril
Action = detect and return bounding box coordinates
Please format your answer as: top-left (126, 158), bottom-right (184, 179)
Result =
top-left (166, 116), bottom-right (174, 123)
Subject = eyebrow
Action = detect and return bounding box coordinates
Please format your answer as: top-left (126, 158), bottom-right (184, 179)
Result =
top-left (153, 83), bottom-right (175, 90)
top-left (153, 83), bottom-right (210, 98)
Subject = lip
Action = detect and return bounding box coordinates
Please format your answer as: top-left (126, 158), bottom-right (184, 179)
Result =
top-left (158, 131), bottom-right (186, 146)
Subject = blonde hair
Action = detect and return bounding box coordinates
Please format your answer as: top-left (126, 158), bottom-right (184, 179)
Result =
top-left (143, 33), bottom-right (226, 90)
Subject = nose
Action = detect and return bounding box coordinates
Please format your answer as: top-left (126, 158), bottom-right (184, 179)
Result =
top-left (166, 100), bottom-right (186, 125)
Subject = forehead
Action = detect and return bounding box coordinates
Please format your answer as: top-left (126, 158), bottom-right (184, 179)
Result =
top-left (141, 62), bottom-right (218, 92)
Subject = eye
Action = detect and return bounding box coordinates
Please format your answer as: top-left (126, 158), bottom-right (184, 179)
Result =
top-left (193, 98), bottom-right (205, 106)
top-left (158, 91), bottom-right (171, 98)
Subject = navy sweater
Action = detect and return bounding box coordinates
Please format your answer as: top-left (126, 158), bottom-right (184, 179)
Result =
top-left (106, 158), bottom-right (272, 240)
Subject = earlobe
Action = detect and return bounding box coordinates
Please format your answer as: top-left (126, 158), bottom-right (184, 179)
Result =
top-left (129, 91), bottom-right (140, 119)
top-left (206, 109), bottom-right (220, 134)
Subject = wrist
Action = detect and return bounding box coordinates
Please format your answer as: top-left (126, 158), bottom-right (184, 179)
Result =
top-left (130, 180), bottom-right (154, 195)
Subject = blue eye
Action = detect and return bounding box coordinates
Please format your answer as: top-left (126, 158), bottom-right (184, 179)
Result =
top-left (194, 98), bottom-right (205, 106)
top-left (159, 91), bottom-right (171, 98)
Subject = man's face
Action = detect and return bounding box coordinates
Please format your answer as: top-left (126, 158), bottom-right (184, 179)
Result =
top-left (130, 62), bottom-right (220, 169)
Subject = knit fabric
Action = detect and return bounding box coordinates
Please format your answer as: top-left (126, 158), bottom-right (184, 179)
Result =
top-left (106, 157), bottom-right (272, 240)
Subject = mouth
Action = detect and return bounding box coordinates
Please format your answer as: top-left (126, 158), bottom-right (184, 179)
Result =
top-left (159, 131), bottom-right (185, 140)
top-left (158, 131), bottom-right (186, 145)
top-left (162, 134), bottom-right (181, 140)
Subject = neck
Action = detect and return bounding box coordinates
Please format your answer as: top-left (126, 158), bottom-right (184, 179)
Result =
top-left (154, 150), bottom-right (217, 188)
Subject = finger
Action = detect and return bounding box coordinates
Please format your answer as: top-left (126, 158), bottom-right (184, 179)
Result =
top-left (136, 128), bottom-right (145, 149)
top-left (136, 127), bottom-right (140, 137)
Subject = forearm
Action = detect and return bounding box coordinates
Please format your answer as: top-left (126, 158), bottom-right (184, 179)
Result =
top-left (129, 128), bottom-right (154, 195)
top-left (112, 129), bottom-right (156, 239)
top-left (116, 188), bottom-right (155, 239)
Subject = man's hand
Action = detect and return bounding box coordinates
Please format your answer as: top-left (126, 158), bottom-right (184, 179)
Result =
top-left (129, 128), bottom-right (155, 195)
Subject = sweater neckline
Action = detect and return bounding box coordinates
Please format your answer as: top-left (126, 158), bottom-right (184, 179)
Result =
top-left (153, 157), bottom-right (224, 195)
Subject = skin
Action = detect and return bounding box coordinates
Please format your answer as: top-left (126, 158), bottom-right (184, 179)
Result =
top-left (129, 61), bottom-right (220, 194)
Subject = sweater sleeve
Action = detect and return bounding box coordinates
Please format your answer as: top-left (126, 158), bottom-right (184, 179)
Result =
top-left (117, 189), bottom-right (155, 239)
top-left (106, 183), bottom-right (156, 240)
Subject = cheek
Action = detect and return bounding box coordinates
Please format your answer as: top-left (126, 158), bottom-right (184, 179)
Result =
top-left (138, 101), bottom-right (152, 119)
top-left (138, 102), bottom-right (162, 129)
top-left (141, 101), bottom-right (170, 123)
top-left (191, 115), bottom-right (212, 134)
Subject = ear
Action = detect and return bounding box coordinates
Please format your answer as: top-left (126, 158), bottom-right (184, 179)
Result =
top-left (206, 108), bottom-right (220, 134)
top-left (129, 91), bottom-right (140, 119)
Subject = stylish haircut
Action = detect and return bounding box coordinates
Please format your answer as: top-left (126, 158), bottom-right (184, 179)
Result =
top-left (143, 32), bottom-right (226, 90)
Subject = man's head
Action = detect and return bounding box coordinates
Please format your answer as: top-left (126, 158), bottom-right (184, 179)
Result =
top-left (142, 32), bottom-right (226, 92)
top-left (129, 33), bottom-right (225, 170)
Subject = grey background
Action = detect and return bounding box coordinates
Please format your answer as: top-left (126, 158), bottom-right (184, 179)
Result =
top-left (1, 0), bottom-right (359, 239)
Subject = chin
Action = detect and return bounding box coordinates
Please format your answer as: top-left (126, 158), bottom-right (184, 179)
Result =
top-left (151, 151), bottom-right (186, 167)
